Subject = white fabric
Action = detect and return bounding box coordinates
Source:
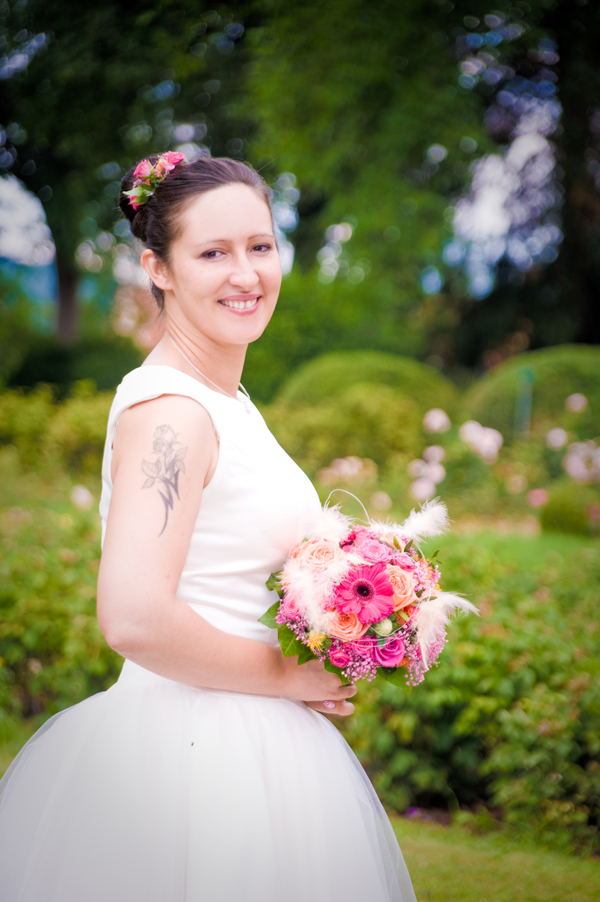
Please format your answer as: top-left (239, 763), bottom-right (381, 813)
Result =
top-left (0, 365), bottom-right (417, 902)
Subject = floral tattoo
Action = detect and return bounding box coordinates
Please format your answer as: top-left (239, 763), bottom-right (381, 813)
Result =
top-left (141, 424), bottom-right (188, 536)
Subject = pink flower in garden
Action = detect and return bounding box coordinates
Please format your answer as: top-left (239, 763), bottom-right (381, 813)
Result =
top-left (334, 563), bottom-right (394, 625)
top-left (355, 536), bottom-right (393, 564)
top-left (371, 635), bottom-right (405, 668)
top-left (329, 644), bottom-right (352, 668)
top-left (133, 159), bottom-right (153, 181)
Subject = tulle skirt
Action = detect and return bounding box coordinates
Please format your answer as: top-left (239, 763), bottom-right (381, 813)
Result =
top-left (0, 659), bottom-right (416, 902)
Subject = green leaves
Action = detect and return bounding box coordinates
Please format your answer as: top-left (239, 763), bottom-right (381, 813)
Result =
top-left (258, 599), bottom-right (281, 629)
top-left (265, 570), bottom-right (284, 598)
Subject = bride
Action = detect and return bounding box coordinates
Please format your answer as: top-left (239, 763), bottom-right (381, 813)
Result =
top-left (0, 152), bottom-right (417, 901)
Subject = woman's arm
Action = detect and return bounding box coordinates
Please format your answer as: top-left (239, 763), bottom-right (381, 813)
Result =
top-left (97, 394), bottom-right (354, 712)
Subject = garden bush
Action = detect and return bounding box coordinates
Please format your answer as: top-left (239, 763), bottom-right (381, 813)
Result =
top-left (276, 350), bottom-right (459, 415)
top-left (8, 334), bottom-right (142, 396)
top-left (459, 346), bottom-right (600, 444)
top-left (540, 481), bottom-right (600, 537)
top-left (0, 381), bottom-right (113, 472)
top-left (262, 382), bottom-right (423, 475)
top-left (341, 531), bottom-right (600, 852)
top-left (0, 458), bottom-right (121, 728)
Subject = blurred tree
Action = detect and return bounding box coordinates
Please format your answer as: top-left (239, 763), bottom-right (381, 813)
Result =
top-left (0, 0), bottom-right (254, 338)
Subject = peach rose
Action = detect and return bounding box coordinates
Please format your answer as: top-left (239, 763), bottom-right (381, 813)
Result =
top-left (387, 565), bottom-right (417, 611)
top-left (295, 539), bottom-right (344, 571)
top-left (328, 611), bottom-right (369, 641)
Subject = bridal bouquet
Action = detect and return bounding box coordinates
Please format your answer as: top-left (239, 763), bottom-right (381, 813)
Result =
top-left (259, 500), bottom-right (477, 686)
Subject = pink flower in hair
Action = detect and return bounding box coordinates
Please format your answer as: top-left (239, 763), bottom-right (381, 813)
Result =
top-left (162, 151), bottom-right (186, 169)
top-left (133, 159), bottom-right (153, 181)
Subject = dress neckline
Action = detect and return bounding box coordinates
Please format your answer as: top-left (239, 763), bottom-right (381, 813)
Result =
top-left (135, 364), bottom-right (252, 411)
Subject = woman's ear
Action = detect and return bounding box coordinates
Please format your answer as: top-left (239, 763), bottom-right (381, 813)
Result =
top-left (140, 249), bottom-right (172, 291)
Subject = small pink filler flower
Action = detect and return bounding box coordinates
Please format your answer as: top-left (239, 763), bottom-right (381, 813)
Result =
top-left (334, 563), bottom-right (394, 625)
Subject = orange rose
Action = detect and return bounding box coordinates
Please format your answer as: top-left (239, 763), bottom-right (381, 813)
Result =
top-left (387, 565), bottom-right (417, 611)
top-left (296, 539), bottom-right (344, 570)
top-left (328, 611), bottom-right (369, 641)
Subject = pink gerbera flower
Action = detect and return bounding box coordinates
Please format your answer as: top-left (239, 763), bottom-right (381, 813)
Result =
top-left (334, 563), bottom-right (394, 625)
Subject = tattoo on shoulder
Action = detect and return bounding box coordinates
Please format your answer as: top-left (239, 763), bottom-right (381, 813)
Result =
top-left (141, 424), bottom-right (188, 536)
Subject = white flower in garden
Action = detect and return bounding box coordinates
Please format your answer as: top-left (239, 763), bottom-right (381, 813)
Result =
top-left (423, 408), bottom-right (451, 433)
top-left (546, 427), bottom-right (568, 449)
top-left (565, 393), bottom-right (587, 412)
top-left (423, 445), bottom-right (445, 463)
top-left (459, 420), bottom-right (503, 461)
top-left (370, 491), bottom-right (392, 511)
top-left (408, 458), bottom-right (445, 485)
top-left (317, 456), bottom-right (377, 486)
top-left (70, 485), bottom-right (94, 510)
top-left (562, 441), bottom-right (600, 483)
top-left (410, 476), bottom-right (436, 501)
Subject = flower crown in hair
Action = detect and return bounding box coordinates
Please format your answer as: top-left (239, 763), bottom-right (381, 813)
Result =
top-left (124, 151), bottom-right (186, 210)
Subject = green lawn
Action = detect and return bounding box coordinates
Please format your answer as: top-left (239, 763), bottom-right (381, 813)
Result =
top-left (392, 817), bottom-right (600, 902)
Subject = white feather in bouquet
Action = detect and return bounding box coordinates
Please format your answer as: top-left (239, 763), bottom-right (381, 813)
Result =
top-left (413, 592), bottom-right (479, 668)
top-left (399, 499), bottom-right (450, 541)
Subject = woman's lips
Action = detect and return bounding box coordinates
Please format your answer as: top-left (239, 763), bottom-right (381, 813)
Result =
top-left (218, 295), bottom-right (260, 313)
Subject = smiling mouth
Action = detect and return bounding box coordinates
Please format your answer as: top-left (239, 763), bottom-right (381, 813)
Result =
top-left (219, 296), bottom-right (260, 310)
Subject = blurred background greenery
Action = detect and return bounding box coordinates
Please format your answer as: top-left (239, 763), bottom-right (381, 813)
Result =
top-left (1, 0), bottom-right (600, 881)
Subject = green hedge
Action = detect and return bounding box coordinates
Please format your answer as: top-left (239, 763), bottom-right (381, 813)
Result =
top-left (0, 382), bottom-right (113, 472)
top-left (276, 350), bottom-right (459, 414)
top-left (460, 346), bottom-right (600, 444)
top-left (341, 530), bottom-right (600, 851)
top-left (262, 382), bottom-right (423, 475)
top-left (0, 459), bottom-right (121, 726)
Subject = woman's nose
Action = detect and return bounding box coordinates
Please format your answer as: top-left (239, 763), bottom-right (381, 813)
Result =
top-left (229, 253), bottom-right (260, 289)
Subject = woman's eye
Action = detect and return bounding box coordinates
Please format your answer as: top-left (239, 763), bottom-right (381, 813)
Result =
top-left (253, 243), bottom-right (272, 253)
top-left (201, 249), bottom-right (224, 259)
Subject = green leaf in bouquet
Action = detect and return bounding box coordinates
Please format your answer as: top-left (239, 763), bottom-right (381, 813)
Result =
top-left (393, 536), bottom-right (402, 550)
top-left (404, 539), bottom-right (413, 553)
top-left (277, 622), bottom-right (307, 658)
top-left (258, 600), bottom-right (281, 629)
top-left (266, 570), bottom-right (284, 598)
top-left (430, 549), bottom-right (440, 560)
top-left (323, 658), bottom-right (348, 682)
top-left (297, 642), bottom-right (318, 665)
top-left (382, 666), bottom-right (408, 687)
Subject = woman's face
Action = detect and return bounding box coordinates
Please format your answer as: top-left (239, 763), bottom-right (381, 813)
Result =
top-left (145, 182), bottom-right (282, 348)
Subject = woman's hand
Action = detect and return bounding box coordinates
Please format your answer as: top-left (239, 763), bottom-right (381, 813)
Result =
top-left (280, 656), bottom-right (357, 716)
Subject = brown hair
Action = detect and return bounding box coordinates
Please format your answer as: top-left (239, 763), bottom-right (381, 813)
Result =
top-left (119, 155), bottom-right (272, 310)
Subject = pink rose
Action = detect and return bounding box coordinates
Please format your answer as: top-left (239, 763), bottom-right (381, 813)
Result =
top-left (387, 565), bottom-right (417, 611)
top-left (350, 636), bottom-right (376, 657)
top-left (394, 552), bottom-right (416, 571)
top-left (280, 594), bottom-right (301, 620)
top-left (356, 537), bottom-right (393, 563)
top-left (162, 151), bottom-right (186, 169)
top-left (328, 611), bottom-right (369, 641)
top-left (294, 539), bottom-right (344, 571)
top-left (371, 635), bottom-right (405, 668)
top-left (133, 159), bottom-right (153, 180)
top-left (329, 644), bottom-right (352, 668)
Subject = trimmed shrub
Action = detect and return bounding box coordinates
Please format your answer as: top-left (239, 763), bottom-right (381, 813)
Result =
top-left (460, 345), bottom-right (600, 444)
top-left (540, 481), bottom-right (600, 537)
top-left (0, 382), bottom-right (114, 472)
top-left (262, 382), bottom-right (423, 475)
top-left (276, 350), bottom-right (459, 415)
top-left (8, 335), bottom-right (142, 395)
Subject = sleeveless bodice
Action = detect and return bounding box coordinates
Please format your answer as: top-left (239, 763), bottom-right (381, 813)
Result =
top-left (99, 366), bottom-right (321, 645)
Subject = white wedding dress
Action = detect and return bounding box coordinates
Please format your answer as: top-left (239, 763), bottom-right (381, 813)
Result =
top-left (0, 366), bottom-right (417, 902)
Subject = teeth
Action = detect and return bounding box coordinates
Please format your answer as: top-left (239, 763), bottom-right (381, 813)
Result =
top-left (221, 298), bottom-right (257, 310)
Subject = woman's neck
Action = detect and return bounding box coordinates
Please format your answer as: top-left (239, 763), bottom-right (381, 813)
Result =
top-left (144, 323), bottom-right (246, 398)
